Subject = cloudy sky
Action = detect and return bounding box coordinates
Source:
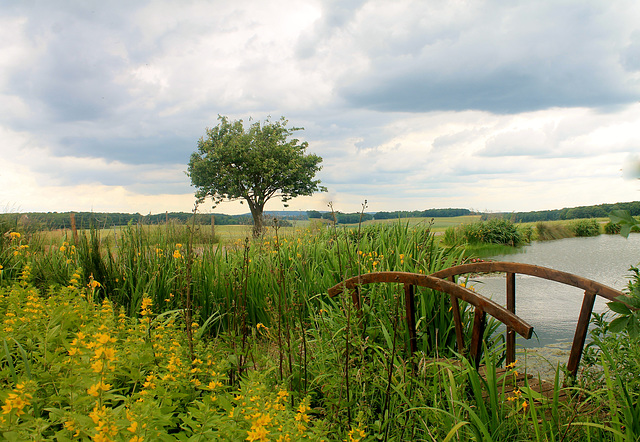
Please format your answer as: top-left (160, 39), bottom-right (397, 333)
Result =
top-left (1, 0), bottom-right (640, 215)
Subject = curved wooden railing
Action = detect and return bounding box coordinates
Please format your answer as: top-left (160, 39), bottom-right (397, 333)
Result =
top-left (431, 262), bottom-right (626, 377)
top-left (328, 262), bottom-right (628, 377)
top-left (328, 272), bottom-right (534, 369)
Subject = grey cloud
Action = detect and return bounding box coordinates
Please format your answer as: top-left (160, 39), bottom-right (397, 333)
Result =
top-left (58, 134), bottom-right (193, 165)
top-left (329, 1), bottom-right (640, 113)
top-left (621, 32), bottom-right (640, 71)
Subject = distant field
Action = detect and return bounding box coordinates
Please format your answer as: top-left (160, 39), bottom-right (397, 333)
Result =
top-left (31, 215), bottom-right (486, 246)
top-left (338, 215), bottom-right (482, 232)
top-left (36, 215), bottom-right (613, 246)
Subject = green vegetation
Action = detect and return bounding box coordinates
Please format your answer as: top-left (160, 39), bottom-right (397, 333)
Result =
top-left (1, 216), bottom-right (639, 440)
top-left (571, 218), bottom-right (601, 237)
top-left (373, 208), bottom-right (471, 219)
top-left (610, 210), bottom-right (640, 237)
top-left (443, 218), bottom-right (532, 247)
top-left (534, 221), bottom-right (574, 241)
top-left (502, 200), bottom-right (640, 223)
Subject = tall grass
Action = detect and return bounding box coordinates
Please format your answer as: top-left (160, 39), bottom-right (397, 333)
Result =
top-left (444, 218), bottom-right (532, 248)
top-left (2, 219), bottom-right (639, 440)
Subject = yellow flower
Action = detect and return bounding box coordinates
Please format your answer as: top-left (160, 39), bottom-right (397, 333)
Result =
top-left (9, 232), bottom-right (21, 239)
top-left (87, 381), bottom-right (111, 397)
top-left (346, 426), bottom-right (366, 442)
top-left (246, 425), bottom-right (269, 442)
top-left (173, 249), bottom-right (182, 259)
top-left (251, 412), bottom-right (273, 429)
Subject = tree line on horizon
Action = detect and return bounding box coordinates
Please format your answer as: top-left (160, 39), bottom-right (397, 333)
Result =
top-left (1, 201), bottom-right (638, 230)
top-left (492, 201), bottom-right (640, 223)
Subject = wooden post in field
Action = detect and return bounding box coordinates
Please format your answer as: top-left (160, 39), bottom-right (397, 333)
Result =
top-left (70, 213), bottom-right (79, 245)
top-left (211, 214), bottom-right (215, 239)
top-left (166, 211), bottom-right (169, 224)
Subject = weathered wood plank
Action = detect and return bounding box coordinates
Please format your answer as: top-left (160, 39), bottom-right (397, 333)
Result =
top-left (327, 272), bottom-right (533, 339)
top-left (567, 291), bottom-right (597, 378)
top-left (430, 262), bottom-right (625, 302)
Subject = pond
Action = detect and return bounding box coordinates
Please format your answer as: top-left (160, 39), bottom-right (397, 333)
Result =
top-left (470, 233), bottom-right (640, 350)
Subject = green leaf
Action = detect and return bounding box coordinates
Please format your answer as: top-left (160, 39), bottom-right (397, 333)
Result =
top-left (608, 301), bottom-right (632, 315)
top-left (608, 316), bottom-right (630, 333)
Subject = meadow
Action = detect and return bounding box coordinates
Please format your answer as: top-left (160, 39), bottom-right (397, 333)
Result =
top-left (0, 216), bottom-right (638, 441)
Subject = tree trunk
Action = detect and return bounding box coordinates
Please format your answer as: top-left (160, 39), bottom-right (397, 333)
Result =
top-left (248, 201), bottom-right (264, 237)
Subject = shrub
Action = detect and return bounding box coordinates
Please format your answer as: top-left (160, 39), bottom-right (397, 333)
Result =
top-left (571, 219), bottom-right (600, 237)
top-left (535, 222), bottom-right (573, 241)
top-left (446, 219), bottom-right (529, 247)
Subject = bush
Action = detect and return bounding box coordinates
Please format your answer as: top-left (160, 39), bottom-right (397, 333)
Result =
top-left (445, 219), bottom-right (529, 247)
top-left (571, 219), bottom-right (600, 237)
top-left (604, 222), bottom-right (621, 234)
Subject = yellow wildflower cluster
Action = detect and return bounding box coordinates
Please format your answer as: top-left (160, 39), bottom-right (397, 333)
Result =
top-left (506, 387), bottom-right (528, 411)
top-left (1, 382), bottom-right (33, 420)
top-left (0, 282), bottom-right (330, 440)
top-left (173, 243), bottom-right (183, 259)
top-left (357, 250), bottom-right (384, 272)
top-left (88, 332), bottom-right (117, 374)
top-left (59, 241), bottom-right (76, 264)
top-left (225, 382), bottom-right (323, 441)
top-left (346, 425), bottom-right (367, 442)
top-left (140, 296), bottom-right (153, 316)
top-left (19, 264), bottom-right (31, 286)
top-left (88, 274), bottom-right (102, 290)
top-left (89, 404), bottom-right (118, 442)
top-left (69, 268), bottom-right (82, 288)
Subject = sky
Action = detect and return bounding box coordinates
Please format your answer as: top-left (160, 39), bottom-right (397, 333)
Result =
top-left (1, 0), bottom-right (640, 216)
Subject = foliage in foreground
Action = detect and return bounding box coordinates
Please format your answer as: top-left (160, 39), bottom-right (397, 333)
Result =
top-left (4, 281), bottom-right (634, 441)
top-left (1, 220), bottom-right (639, 440)
top-left (0, 282), bottom-right (330, 441)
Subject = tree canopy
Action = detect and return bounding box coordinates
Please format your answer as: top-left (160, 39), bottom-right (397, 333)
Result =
top-left (188, 116), bottom-right (326, 236)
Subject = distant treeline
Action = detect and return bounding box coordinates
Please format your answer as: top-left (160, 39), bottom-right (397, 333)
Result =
top-left (4, 201), bottom-right (638, 230)
top-left (491, 201), bottom-right (640, 223)
top-left (1, 212), bottom-right (253, 230)
top-left (306, 208), bottom-right (471, 224)
top-left (372, 208), bottom-right (472, 219)
top-left (306, 211), bottom-right (375, 224)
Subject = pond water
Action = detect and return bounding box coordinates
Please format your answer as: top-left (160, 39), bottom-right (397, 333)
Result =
top-left (470, 233), bottom-right (640, 349)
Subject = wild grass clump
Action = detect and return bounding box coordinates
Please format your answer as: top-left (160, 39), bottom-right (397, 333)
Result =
top-left (534, 221), bottom-right (574, 241)
top-left (444, 218), bottom-right (531, 247)
top-left (571, 218), bottom-right (601, 237)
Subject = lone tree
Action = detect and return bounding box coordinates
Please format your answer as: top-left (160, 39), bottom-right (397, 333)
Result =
top-left (188, 116), bottom-right (326, 236)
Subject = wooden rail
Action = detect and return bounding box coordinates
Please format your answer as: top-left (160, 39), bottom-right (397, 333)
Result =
top-left (327, 272), bottom-right (533, 369)
top-left (328, 262), bottom-right (627, 377)
top-left (431, 262), bottom-right (626, 377)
